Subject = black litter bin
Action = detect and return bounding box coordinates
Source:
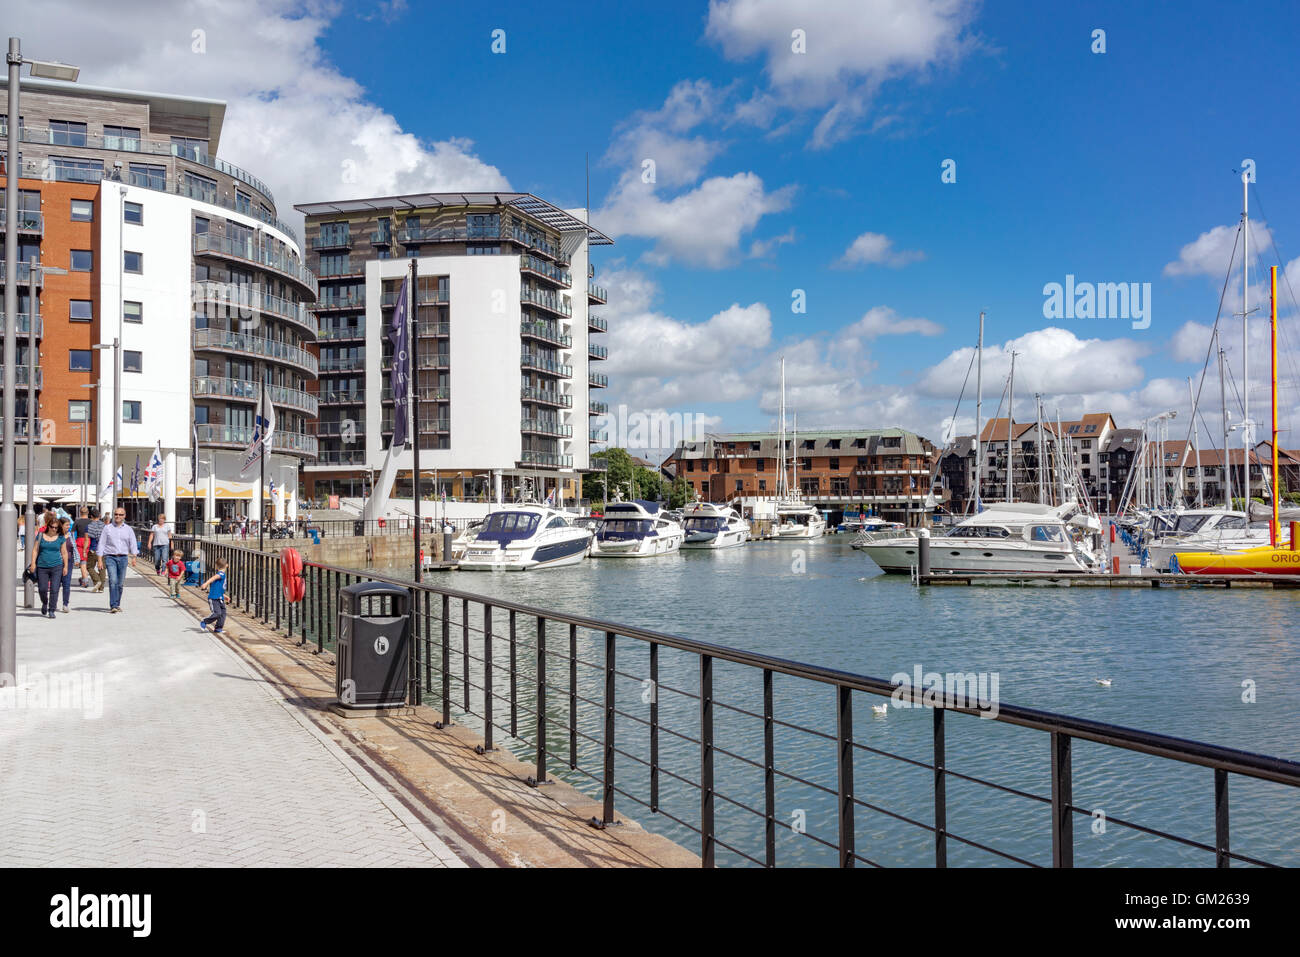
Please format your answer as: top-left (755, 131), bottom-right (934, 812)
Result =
top-left (335, 582), bottom-right (410, 709)
top-left (353, 519), bottom-right (365, 537)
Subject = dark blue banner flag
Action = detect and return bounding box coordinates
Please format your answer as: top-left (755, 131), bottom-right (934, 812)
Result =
top-left (388, 275), bottom-right (411, 448)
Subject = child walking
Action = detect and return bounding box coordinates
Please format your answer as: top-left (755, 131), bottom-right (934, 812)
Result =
top-left (165, 548), bottom-right (186, 599)
top-left (199, 557), bottom-right (228, 634)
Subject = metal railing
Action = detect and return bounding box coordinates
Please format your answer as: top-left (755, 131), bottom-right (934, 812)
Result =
top-left (192, 376), bottom-right (319, 416)
top-left (521, 353), bottom-right (572, 377)
top-left (521, 321), bottom-right (571, 348)
top-left (588, 282), bottom-right (608, 302)
top-left (175, 536), bottom-right (1300, 868)
top-left (193, 233), bottom-right (318, 296)
top-left (521, 286), bottom-right (572, 316)
top-left (522, 387), bottom-right (572, 408)
top-left (0, 312), bottom-right (42, 337)
top-left (193, 328), bottom-right (319, 375)
top-left (589, 315), bottom-right (607, 332)
top-left (191, 280), bottom-right (316, 334)
top-left (195, 424), bottom-right (318, 456)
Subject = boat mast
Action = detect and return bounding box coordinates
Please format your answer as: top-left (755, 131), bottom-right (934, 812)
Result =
top-left (777, 356), bottom-right (787, 500)
top-left (1271, 265), bottom-right (1279, 544)
top-left (1006, 352), bottom-right (1016, 503)
top-left (975, 311), bottom-right (984, 512)
top-left (1242, 171), bottom-right (1251, 511)
top-left (1057, 408), bottom-right (1068, 504)
top-left (792, 413), bottom-right (799, 499)
top-left (1035, 394), bottom-right (1045, 504)
top-left (1189, 376), bottom-right (1204, 507)
top-left (1218, 333), bottom-right (1232, 509)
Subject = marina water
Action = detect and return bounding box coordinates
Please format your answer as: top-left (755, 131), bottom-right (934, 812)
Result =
top-left (370, 536), bottom-right (1300, 867)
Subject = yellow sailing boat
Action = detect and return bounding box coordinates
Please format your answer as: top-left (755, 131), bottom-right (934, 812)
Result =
top-left (1177, 265), bottom-right (1299, 575)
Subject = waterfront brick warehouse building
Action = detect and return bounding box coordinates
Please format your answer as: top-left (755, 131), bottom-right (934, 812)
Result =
top-left (1, 77), bottom-right (317, 525)
top-left (294, 193), bottom-right (611, 507)
top-left (663, 428), bottom-right (941, 527)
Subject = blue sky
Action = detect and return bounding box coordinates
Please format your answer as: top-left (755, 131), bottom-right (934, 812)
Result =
top-left (20, 0), bottom-right (1300, 451)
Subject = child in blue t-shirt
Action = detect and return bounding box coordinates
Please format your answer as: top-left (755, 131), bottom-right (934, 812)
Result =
top-left (199, 558), bottom-right (229, 634)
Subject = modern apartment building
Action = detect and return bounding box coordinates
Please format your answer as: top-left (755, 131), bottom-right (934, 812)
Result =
top-left (0, 77), bottom-right (317, 524)
top-left (663, 428), bottom-right (940, 525)
top-left (294, 193), bottom-right (610, 505)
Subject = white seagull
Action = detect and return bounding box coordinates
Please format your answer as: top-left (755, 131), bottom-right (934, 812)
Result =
top-left (1095, 678), bottom-right (1112, 687)
top-left (871, 703), bottom-right (888, 716)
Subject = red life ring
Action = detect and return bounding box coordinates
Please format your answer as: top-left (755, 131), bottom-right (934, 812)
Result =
top-left (280, 547), bottom-right (305, 603)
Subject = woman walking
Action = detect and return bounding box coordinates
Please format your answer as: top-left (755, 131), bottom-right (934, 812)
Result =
top-left (27, 513), bottom-right (69, 619)
top-left (56, 517), bottom-right (76, 613)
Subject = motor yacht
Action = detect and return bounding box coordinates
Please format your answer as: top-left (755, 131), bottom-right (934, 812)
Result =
top-left (590, 501), bottom-right (684, 558)
top-left (773, 501), bottom-right (827, 539)
top-left (681, 503), bottom-right (751, 549)
top-left (457, 505), bottom-right (593, 571)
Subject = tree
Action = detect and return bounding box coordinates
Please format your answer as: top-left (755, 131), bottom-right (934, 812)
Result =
top-left (634, 466), bottom-right (664, 501)
top-left (668, 474), bottom-right (690, 508)
top-left (582, 471), bottom-right (605, 504)
top-left (604, 447), bottom-right (634, 501)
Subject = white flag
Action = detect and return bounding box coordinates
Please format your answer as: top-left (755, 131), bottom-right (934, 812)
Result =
top-left (145, 441), bottom-right (164, 502)
top-left (240, 386), bottom-right (276, 475)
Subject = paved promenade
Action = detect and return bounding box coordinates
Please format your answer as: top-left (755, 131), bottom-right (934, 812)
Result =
top-left (0, 567), bottom-right (465, 867)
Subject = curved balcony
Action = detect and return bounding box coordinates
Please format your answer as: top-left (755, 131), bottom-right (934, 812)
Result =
top-left (195, 424), bottom-right (317, 458)
top-left (521, 286), bottom-right (572, 317)
top-left (521, 418), bottom-right (573, 438)
top-left (192, 328), bottom-right (319, 376)
top-left (191, 281), bottom-right (317, 336)
top-left (522, 387), bottom-right (572, 408)
top-left (521, 321), bottom-right (571, 349)
top-left (521, 353), bottom-right (572, 378)
top-left (192, 376), bottom-right (319, 417)
top-left (193, 234), bottom-right (318, 298)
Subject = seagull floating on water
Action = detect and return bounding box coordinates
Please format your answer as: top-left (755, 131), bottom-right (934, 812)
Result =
top-left (1095, 678), bottom-right (1112, 687)
top-left (871, 703), bottom-right (888, 716)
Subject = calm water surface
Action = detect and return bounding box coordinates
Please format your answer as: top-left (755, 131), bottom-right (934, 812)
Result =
top-left (368, 535), bottom-right (1300, 867)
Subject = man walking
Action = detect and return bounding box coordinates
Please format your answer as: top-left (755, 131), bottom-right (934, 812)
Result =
top-left (74, 506), bottom-right (92, 587)
top-left (146, 513), bottom-right (173, 575)
top-left (95, 507), bottom-right (138, 613)
top-left (85, 506), bottom-right (106, 592)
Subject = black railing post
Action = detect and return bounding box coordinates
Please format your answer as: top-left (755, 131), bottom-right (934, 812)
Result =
top-left (1215, 769), bottom-right (1230, 868)
top-left (836, 685), bottom-right (854, 868)
top-left (423, 592), bottom-right (431, 704)
top-left (314, 565), bottom-right (323, 654)
top-left (569, 623), bottom-right (577, 770)
top-left (1051, 732), bottom-right (1073, 867)
top-left (649, 642), bottom-right (659, 812)
top-left (602, 631), bottom-right (616, 825)
top-left (410, 587), bottom-right (422, 707)
top-left (440, 594), bottom-right (451, 726)
top-left (509, 610), bottom-right (518, 738)
top-left (700, 653), bottom-right (715, 867)
top-left (483, 604), bottom-right (493, 751)
top-left (535, 618), bottom-right (547, 785)
top-left (461, 598), bottom-right (470, 713)
top-left (934, 707), bottom-right (947, 867)
top-left (763, 668), bottom-right (775, 867)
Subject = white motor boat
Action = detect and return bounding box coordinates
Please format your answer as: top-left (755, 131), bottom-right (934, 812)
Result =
top-left (457, 505), bottom-right (593, 571)
top-left (1148, 511), bottom-right (1285, 571)
top-left (855, 501), bottom-right (1099, 574)
top-left (681, 503), bottom-right (751, 549)
top-left (773, 501), bottom-right (827, 539)
top-left (590, 501), bottom-right (684, 558)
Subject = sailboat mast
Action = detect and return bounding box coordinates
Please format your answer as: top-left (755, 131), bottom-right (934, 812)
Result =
top-left (1218, 334), bottom-right (1232, 509)
top-left (975, 311), bottom-right (984, 512)
top-left (792, 413), bottom-right (799, 498)
top-left (1036, 394), bottom-right (1044, 503)
top-left (1271, 265), bottom-right (1279, 544)
top-left (778, 357), bottom-right (786, 499)
top-left (1057, 408), bottom-right (1067, 504)
top-left (1242, 171), bottom-right (1251, 510)
top-left (1189, 377), bottom-right (1204, 507)
top-left (1006, 352), bottom-right (1016, 503)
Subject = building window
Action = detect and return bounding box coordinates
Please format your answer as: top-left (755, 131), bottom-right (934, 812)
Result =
top-left (171, 136), bottom-right (207, 161)
top-left (755, 458), bottom-right (765, 471)
top-left (235, 191), bottom-right (251, 214)
top-left (122, 400), bottom-right (142, 423)
top-left (193, 216), bottom-right (209, 235)
top-left (69, 400), bottom-right (91, 422)
top-left (70, 199), bottom-right (94, 222)
top-left (124, 350), bottom-right (143, 373)
top-left (50, 119), bottom-right (88, 146)
top-left (69, 349), bottom-right (93, 371)
top-left (194, 405), bottom-right (209, 425)
top-left (123, 201), bottom-right (143, 225)
top-left (70, 250), bottom-right (93, 271)
top-left (124, 251), bottom-right (143, 273)
top-left (181, 171), bottom-right (216, 202)
top-left (829, 457), bottom-right (840, 470)
top-left (103, 125), bottom-right (141, 150)
top-left (69, 300), bottom-right (93, 322)
top-left (758, 479), bottom-right (766, 492)
top-left (123, 301), bottom-right (143, 323)
top-left (50, 156), bottom-right (103, 183)
top-left (127, 163), bottom-right (166, 191)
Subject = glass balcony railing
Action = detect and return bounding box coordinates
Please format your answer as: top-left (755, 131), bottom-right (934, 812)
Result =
top-left (192, 376), bottom-right (319, 416)
top-left (311, 231), bottom-right (352, 250)
top-left (318, 354), bottom-right (365, 373)
top-left (521, 286), bottom-right (572, 316)
top-left (0, 261), bottom-right (42, 285)
top-left (192, 328), bottom-right (319, 374)
top-left (590, 429), bottom-right (608, 442)
top-left (589, 372), bottom-right (608, 388)
top-left (522, 387), bottom-right (572, 407)
top-left (588, 315), bottom-right (607, 332)
top-left (589, 400), bottom-right (609, 415)
top-left (381, 288), bottom-right (449, 307)
top-left (521, 418), bottom-right (573, 438)
top-left (0, 209), bottom-right (43, 234)
top-left (315, 325), bottom-right (365, 341)
top-left (0, 366), bottom-right (42, 387)
top-left (193, 234), bottom-right (317, 296)
top-left (588, 282), bottom-right (608, 303)
top-left (588, 343), bottom-right (608, 359)
top-left (315, 291), bottom-right (367, 311)
top-left (196, 423), bottom-right (317, 456)
top-left (520, 255), bottom-right (571, 286)
top-left (520, 322), bottom-right (571, 348)
top-left (315, 421), bottom-right (363, 436)
top-left (0, 313), bottom-right (42, 337)
top-left (416, 320), bottom-right (450, 337)
top-left (319, 387), bottom-right (365, 404)
top-left (191, 281), bottom-right (316, 334)
top-left (519, 450), bottom-right (573, 468)
top-left (313, 449), bottom-right (368, 466)
top-left (521, 353), bottom-right (572, 377)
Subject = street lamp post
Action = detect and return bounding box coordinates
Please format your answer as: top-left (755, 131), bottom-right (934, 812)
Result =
top-left (2, 38), bottom-right (80, 686)
top-left (91, 339), bottom-right (118, 510)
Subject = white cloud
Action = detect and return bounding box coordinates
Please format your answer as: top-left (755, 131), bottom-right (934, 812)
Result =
top-left (597, 172), bottom-right (795, 268)
top-left (12, 0), bottom-right (509, 235)
top-left (705, 0), bottom-right (980, 147)
top-left (1163, 221), bottom-right (1273, 278)
top-left (839, 306), bottom-right (942, 344)
top-left (835, 231), bottom-right (925, 268)
top-left (604, 80), bottom-right (730, 189)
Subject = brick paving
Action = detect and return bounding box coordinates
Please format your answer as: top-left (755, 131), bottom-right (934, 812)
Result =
top-left (0, 567), bottom-right (465, 867)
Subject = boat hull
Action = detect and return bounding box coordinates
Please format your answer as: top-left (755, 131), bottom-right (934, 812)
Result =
top-left (859, 540), bottom-right (1090, 575)
top-left (458, 534), bottom-right (590, 571)
top-left (681, 527), bottom-right (749, 549)
top-left (591, 533), bottom-right (684, 558)
top-left (1174, 545), bottom-right (1300, 576)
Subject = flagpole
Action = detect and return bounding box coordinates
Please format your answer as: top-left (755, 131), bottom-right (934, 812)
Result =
top-left (410, 256), bottom-right (421, 582)
top-left (258, 371), bottom-right (266, 552)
